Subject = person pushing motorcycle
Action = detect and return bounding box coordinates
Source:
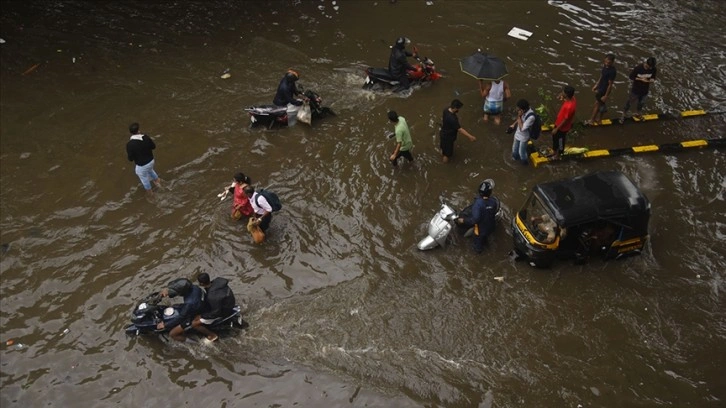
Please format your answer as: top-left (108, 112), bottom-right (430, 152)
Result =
top-left (191, 273), bottom-right (238, 343)
top-left (273, 69), bottom-right (304, 107)
top-left (388, 37), bottom-right (418, 90)
top-left (456, 179), bottom-right (500, 254)
top-left (155, 278), bottom-right (204, 342)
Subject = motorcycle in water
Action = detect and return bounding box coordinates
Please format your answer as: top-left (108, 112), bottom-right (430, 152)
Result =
top-left (417, 198), bottom-right (476, 250)
top-left (362, 56), bottom-right (442, 92)
top-left (124, 292), bottom-right (248, 340)
top-left (417, 192), bottom-right (502, 251)
top-left (244, 88), bottom-right (334, 129)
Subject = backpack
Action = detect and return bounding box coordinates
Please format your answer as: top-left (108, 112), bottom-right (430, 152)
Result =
top-left (255, 188), bottom-right (282, 212)
top-left (525, 111), bottom-right (543, 140)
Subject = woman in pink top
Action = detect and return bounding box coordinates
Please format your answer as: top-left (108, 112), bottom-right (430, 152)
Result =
top-left (231, 172), bottom-right (253, 220)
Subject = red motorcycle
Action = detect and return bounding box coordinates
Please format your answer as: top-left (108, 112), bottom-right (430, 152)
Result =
top-left (362, 55), bottom-right (442, 92)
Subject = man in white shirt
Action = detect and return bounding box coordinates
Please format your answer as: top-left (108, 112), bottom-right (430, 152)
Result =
top-left (508, 99), bottom-right (535, 165)
top-left (244, 186), bottom-right (273, 232)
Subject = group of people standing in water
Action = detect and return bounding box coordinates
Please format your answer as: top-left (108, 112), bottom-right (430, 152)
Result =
top-left (381, 35), bottom-right (657, 165)
top-left (123, 40), bottom-right (658, 255)
top-left (481, 53), bottom-right (656, 161)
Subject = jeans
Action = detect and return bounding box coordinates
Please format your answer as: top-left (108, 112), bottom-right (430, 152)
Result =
top-left (553, 131), bottom-right (567, 155)
top-left (512, 139), bottom-right (529, 164)
top-left (135, 159), bottom-right (159, 190)
top-left (624, 92), bottom-right (648, 114)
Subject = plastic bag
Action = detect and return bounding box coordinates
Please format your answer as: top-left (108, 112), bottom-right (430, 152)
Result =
top-left (297, 101), bottom-right (312, 125)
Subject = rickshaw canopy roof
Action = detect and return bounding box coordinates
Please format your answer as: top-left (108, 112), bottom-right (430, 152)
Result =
top-left (533, 171), bottom-right (650, 228)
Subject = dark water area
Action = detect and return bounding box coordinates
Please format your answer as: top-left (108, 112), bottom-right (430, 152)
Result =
top-left (1, 1), bottom-right (725, 407)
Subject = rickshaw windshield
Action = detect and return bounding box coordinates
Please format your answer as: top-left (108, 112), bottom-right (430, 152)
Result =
top-left (520, 194), bottom-right (560, 244)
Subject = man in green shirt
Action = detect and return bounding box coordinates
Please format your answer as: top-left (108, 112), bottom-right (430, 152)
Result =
top-left (388, 110), bottom-right (414, 167)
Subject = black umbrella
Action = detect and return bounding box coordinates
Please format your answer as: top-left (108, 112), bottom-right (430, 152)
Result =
top-left (460, 51), bottom-right (508, 81)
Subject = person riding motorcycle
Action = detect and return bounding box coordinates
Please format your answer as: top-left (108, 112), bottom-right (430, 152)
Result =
top-left (191, 273), bottom-right (237, 343)
top-left (155, 278), bottom-right (204, 342)
top-left (388, 37), bottom-right (418, 90)
top-left (456, 179), bottom-right (500, 253)
top-left (273, 69), bottom-right (304, 107)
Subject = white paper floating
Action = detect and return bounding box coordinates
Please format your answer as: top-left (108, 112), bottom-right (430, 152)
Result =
top-left (508, 27), bottom-right (532, 41)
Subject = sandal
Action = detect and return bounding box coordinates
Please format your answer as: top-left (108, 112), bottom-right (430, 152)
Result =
top-left (202, 334), bottom-right (218, 344)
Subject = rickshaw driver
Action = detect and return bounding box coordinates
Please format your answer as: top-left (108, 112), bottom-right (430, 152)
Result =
top-left (531, 214), bottom-right (562, 244)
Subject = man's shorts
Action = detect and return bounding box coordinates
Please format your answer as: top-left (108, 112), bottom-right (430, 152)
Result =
top-left (483, 99), bottom-right (503, 115)
top-left (200, 317), bottom-right (217, 325)
top-left (440, 136), bottom-right (456, 157)
top-left (392, 149), bottom-right (414, 163)
top-left (595, 91), bottom-right (608, 113)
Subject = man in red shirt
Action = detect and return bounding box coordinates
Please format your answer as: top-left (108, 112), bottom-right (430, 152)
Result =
top-left (550, 86), bottom-right (576, 160)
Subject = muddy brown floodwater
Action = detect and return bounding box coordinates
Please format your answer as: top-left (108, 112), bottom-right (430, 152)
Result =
top-left (1, 1), bottom-right (725, 407)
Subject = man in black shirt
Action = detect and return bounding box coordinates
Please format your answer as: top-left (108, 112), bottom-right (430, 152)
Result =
top-left (192, 273), bottom-right (237, 343)
top-left (619, 57), bottom-right (657, 123)
top-left (273, 69), bottom-right (303, 107)
top-left (126, 122), bottom-right (161, 195)
top-left (439, 99), bottom-right (477, 163)
top-left (388, 37), bottom-right (417, 91)
top-left (585, 54), bottom-right (616, 126)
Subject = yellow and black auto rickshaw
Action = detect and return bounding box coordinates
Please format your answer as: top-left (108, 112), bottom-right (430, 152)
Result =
top-left (512, 171), bottom-right (650, 268)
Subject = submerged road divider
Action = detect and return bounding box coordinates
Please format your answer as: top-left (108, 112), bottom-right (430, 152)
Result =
top-left (539, 109), bottom-right (723, 132)
top-left (529, 138), bottom-right (726, 167)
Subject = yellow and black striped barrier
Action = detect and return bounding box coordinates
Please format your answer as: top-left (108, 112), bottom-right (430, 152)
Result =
top-left (539, 109), bottom-right (715, 132)
top-left (529, 138), bottom-right (726, 167)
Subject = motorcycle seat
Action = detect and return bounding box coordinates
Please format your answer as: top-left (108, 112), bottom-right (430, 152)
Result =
top-left (244, 105), bottom-right (287, 116)
top-left (368, 67), bottom-right (395, 80)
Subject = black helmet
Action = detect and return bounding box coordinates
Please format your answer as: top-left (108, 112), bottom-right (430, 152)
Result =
top-left (395, 37), bottom-right (410, 48)
top-left (166, 278), bottom-right (192, 298)
top-left (285, 69), bottom-right (300, 82)
top-left (478, 179), bottom-right (495, 197)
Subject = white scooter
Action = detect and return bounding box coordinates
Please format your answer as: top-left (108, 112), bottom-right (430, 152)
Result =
top-left (417, 180), bottom-right (501, 251)
top-left (417, 198), bottom-right (475, 251)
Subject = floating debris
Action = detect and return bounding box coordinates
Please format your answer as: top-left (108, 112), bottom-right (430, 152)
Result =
top-left (508, 27), bottom-right (532, 41)
top-left (494, 276), bottom-right (504, 282)
top-left (220, 73), bottom-right (231, 79)
top-left (22, 63), bottom-right (40, 76)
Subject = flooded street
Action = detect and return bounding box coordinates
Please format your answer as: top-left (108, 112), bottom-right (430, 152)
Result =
top-left (1, 1), bottom-right (725, 406)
